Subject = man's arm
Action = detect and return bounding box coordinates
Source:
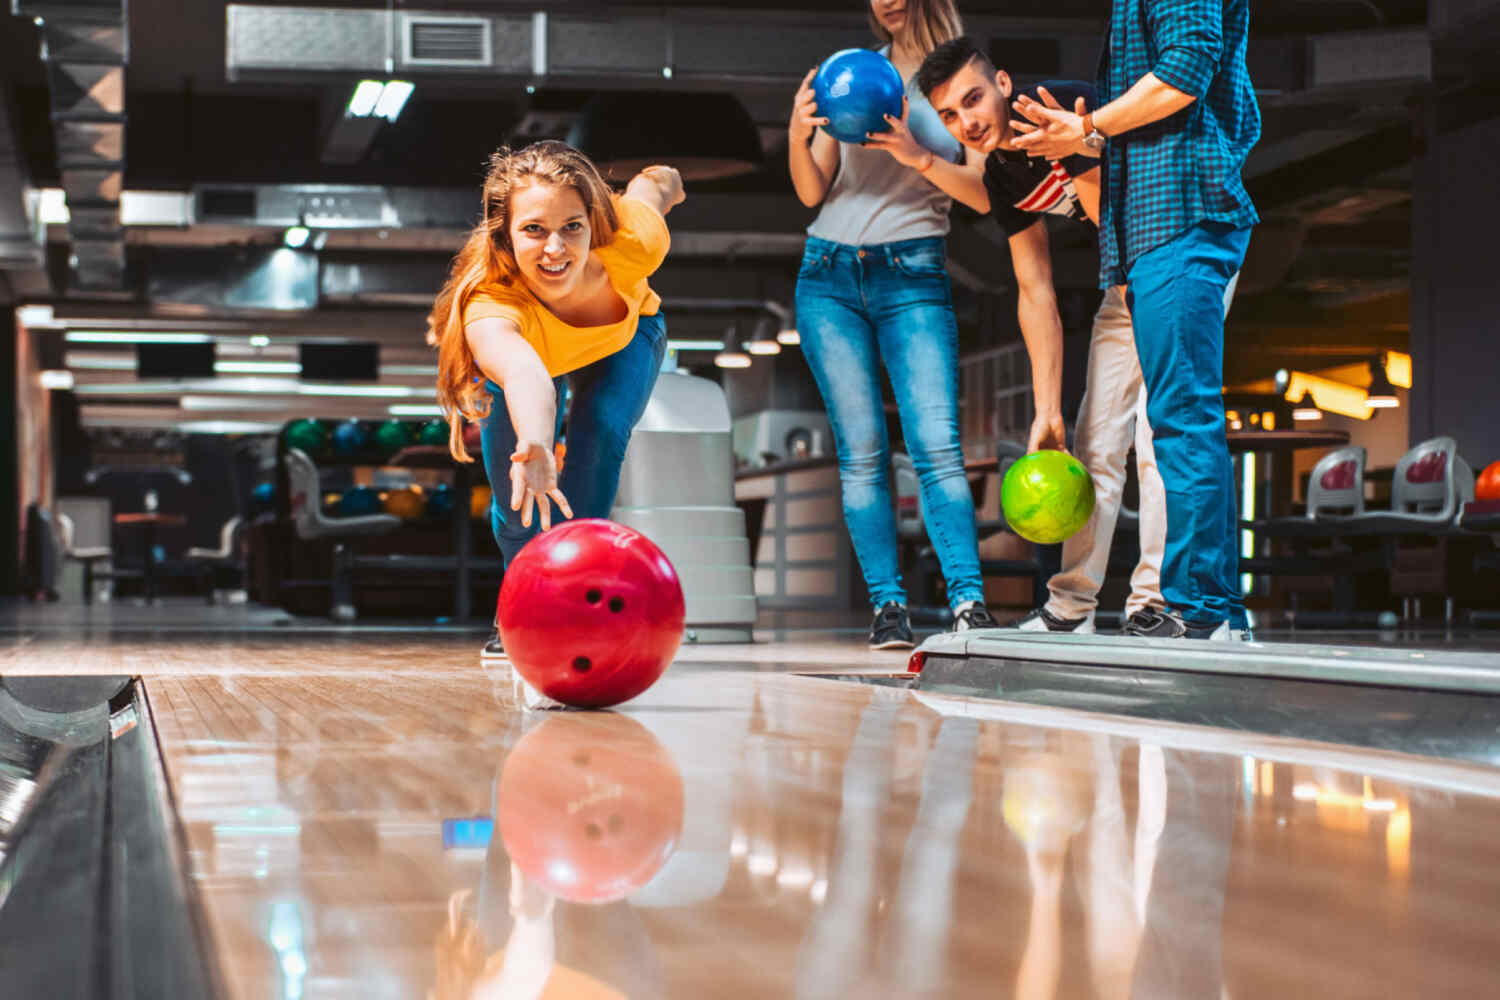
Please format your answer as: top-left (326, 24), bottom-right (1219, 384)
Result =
top-left (1009, 220), bottom-right (1068, 453)
top-left (1010, 0), bottom-right (1225, 158)
top-left (1072, 166), bottom-right (1101, 226)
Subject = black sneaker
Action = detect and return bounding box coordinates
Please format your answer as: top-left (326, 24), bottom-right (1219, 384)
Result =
top-left (481, 626), bottom-right (507, 659)
top-left (951, 602), bottom-right (1001, 632)
top-left (869, 602), bottom-right (915, 650)
top-left (1009, 606), bottom-right (1096, 633)
top-left (1121, 607), bottom-right (1231, 640)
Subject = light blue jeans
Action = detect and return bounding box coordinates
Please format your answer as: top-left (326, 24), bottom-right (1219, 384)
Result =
top-left (1126, 222), bottom-right (1254, 625)
top-left (479, 312), bottom-right (667, 566)
top-left (796, 235), bottom-right (983, 610)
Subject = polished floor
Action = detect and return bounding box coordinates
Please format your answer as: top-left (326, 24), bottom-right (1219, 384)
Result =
top-left (5, 603), bottom-right (1500, 998)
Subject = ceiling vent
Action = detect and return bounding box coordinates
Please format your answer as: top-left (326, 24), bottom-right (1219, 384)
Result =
top-left (401, 15), bottom-right (491, 67)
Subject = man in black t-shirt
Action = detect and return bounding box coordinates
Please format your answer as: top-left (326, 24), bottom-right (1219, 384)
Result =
top-left (905, 37), bottom-right (1169, 635)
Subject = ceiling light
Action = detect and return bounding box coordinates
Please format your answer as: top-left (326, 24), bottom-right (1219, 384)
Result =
top-left (347, 80), bottom-right (385, 118)
top-left (215, 361), bottom-right (302, 374)
top-left (389, 404), bottom-right (445, 417)
top-left (1280, 370), bottom-right (1373, 420)
top-left (1367, 358), bottom-right (1399, 408)
top-left (714, 351), bottom-right (752, 369)
top-left (283, 225), bottom-right (311, 249)
top-left (1383, 350), bottom-right (1411, 389)
top-left (746, 340), bottom-right (781, 355)
top-left (776, 328), bottom-right (800, 346)
top-left (249, 335), bottom-right (271, 348)
top-left (666, 340), bottom-right (726, 352)
top-left (295, 384), bottom-right (414, 397)
top-left (39, 370), bottom-right (74, 390)
top-left (374, 80), bottom-right (414, 122)
top-left (178, 421), bottom-right (283, 435)
top-left (65, 331), bottom-right (211, 344)
top-left (18, 305), bottom-right (54, 327)
top-left (1291, 392), bottom-right (1322, 421)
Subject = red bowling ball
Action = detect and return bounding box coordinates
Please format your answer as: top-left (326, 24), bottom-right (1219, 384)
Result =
top-left (1477, 460), bottom-right (1500, 502)
top-left (496, 712), bottom-right (684, 903)
top-left (496, 518), bottom-right (685, 708)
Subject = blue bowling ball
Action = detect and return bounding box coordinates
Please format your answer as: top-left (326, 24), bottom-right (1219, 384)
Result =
top-left (813, 48), bottom-right (905, 145)
top-left (337, 486), bottom-right (383, 517)
top-left (425, 483), bottom-right (455, 520)
top-left (331, 419), bottom-right (369, 458)
top-left (251, 481), bottom-right (275, 513)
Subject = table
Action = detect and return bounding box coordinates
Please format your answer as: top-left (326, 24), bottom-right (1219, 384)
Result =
top-left (1228, 429), bottom-right (1350, 520)
top-left (113, 512), bottom-right (187, 603)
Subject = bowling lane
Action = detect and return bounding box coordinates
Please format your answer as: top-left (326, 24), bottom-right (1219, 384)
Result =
top-left (91, 635), bottom-right (1500, 998)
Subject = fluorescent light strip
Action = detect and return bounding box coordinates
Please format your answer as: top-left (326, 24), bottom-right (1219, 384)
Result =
top-left (347, 80), bottom-right (385, 117)
top-left (67, 356), bottom-right (135, 370)
top-left (389, 404), bottom-right (445, 417)
top-left (667, 340), bottom-right (728, 351)
top-left (215, 361), bottom-right (302, 374)
top-left (375, 80), bottom-right (414, 122)
top-left (296, 384), bottom-right (415, 397)
top-left (382, 364), bottom-right (440, 376)
top-left (66, 331), bottom-right (211, 344)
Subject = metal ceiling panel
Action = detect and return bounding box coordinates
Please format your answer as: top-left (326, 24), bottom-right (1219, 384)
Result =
top-left (226, 4), bottom-right (391, 75)
top-left (38, 21), bottom-right (126, 62)
top-left (54, 120), bottom-right (124, 164)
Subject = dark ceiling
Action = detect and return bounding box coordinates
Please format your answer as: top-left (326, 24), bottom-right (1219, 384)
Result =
top-left (2, 0), bottom-right (1486, 409)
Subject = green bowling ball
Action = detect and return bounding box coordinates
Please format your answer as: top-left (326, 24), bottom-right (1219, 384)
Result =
top-left (416, 418), bottom-right (449, 447)
top-left (283, 418), bottom-right (327, 455)
top-left (374, 419), bottom-right (411, 458)
top-left (1000, 450), bottom-right (1095, 544)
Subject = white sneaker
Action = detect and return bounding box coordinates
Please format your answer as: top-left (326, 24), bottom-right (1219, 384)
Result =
top-left (1011, 607), bottom-right (1096, 633)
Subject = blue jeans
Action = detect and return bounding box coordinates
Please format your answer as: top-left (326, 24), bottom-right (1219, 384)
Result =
top-left (1127, 223), bottom-right (1253, 625)
top-left (796, 235), bottom-right (983, 610)
top-left (479, 312), bottom-right (667, 565)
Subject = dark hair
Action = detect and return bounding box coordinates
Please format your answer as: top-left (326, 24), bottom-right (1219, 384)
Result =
top-left (916, 35), bottom-right (996, 99)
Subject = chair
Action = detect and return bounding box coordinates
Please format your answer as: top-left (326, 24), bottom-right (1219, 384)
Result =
top-left (54, 511), bottom-right (114, 605)
top-left (186, 516), bottom-right (246, 604)
top-left (284, 448), bottom-right (401, 621)
top-left (1341, 437), bottom-right (1475, 623)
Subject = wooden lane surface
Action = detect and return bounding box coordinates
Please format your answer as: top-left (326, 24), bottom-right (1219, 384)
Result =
top-left (6, 634), bottom-right (1500, 997)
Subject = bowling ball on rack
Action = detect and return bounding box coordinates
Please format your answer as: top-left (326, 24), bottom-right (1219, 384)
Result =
top-left (469, 484), bottom-right (493, 521)
top-left (461, 421), bottom-right (483, 454)
top-left (373, 419), bottom-right (411, 458)
top-left (1477, 460), bottom-right (1500, 502)
top-left (496, 519), bottom-right (685, 709)
top-left (496, 712), bottom-right (684, 904)
top-left (250, 481), bottom-right (275, 514)
top-left (417, 418), bottom-right (449, 447)
top-left (336, 486), bottom-right (383, 517)
top-left (382, 486), bottom-right (425, 519)
top-left (1001, 450), bottom-right (1096, 545)
top-left (813, 48), bottom-right (905, 145)
top-left (283, 418), bottom-right (327, 456)
top-left (331, 419), bottom-right (369, 458)
top-left (425, 483), bottom-right (455, 520)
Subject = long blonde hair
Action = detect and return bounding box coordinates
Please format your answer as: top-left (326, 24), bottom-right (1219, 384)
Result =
top-left (429, 141), bottom-right (619, 461)
top-left (868, 0), bottom-right (963, 55)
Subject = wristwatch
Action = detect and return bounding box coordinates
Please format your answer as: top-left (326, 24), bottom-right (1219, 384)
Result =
top-left (1082, 113), bottom-right (1107, 152)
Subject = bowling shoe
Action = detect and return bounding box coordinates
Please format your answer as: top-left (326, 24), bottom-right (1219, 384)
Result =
top-left (951, 602), bottom-right (1001, 632)
top-left (1121, 607), bottom-right (1232, 640)
top-left (1009, 607), bottom-right (1096, 633)
top-left (869, 601), bottom-right (915, 650)
top-left (482, 625), bottom-right (507, 660)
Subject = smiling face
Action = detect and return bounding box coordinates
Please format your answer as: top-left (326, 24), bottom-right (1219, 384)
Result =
top-left (507, 181), bottom-right (593, 299)
top-left (928, 57), bottom-right (1013, 154)
top-left (869, 0), bottom-right (908, 38)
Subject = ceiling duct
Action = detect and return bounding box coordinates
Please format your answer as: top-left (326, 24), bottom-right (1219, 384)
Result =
top-left (16, 4), bottom-right (129, 294)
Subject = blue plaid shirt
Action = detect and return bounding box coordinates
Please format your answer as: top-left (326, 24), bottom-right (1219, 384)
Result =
top-left (1097, 0), bottom-right (1261, 286)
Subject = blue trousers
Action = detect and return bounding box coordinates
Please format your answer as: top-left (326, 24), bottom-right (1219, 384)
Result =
top-left (796, 235), bottom-right (983, 610)
top-left (1126, 222), bottom-right (1253, 624)
top-left (479, 312), bottom-right (666, 566)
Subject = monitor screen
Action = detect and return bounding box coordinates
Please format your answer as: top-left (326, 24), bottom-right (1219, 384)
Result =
top-left (136, 342), bottom-right (216, 379)
top-left (299, 342), bottom-right (380, 381)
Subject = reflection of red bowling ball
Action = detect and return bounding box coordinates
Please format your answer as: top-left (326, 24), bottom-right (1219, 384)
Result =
top-left (497, 713), bottom-right (685, 903)
top-left (497, 519), bottom-right (685, 708)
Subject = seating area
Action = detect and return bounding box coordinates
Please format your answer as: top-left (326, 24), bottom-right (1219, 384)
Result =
top-left (1243, 436), bottom-right (1493, 624)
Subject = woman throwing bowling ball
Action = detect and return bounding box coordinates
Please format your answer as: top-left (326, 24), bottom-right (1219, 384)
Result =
top-left (789, 0), bottom-right (997, 649)
top-left (430, 141), bottom-right (684, 659)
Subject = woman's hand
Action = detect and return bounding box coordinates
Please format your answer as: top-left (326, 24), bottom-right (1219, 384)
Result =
top-left (789, 68), bottom-right (829, 145)
top-left (863, 98), bottom-right (932, 171)
top-left (640, 164), bottom-right (685, 212)
top-left (510, 439), bottom-right (573, 530)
